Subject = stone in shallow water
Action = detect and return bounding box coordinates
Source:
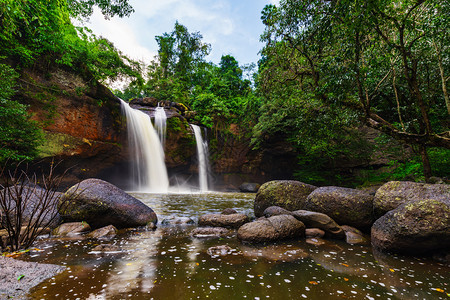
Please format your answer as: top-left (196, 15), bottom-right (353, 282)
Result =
top-left (254, 180), bottom-right (317, 217)
top-left (161, 216), bottom-right (195, 226)
top-left (241, 244), bottom-right (309, 262)
top-left (221, 208), bottom-right (238, 215)
top-left (207, 245), bottom-right (235, 257)
top-left (198, 213), bottom-right (249, 229)
top-left (341, 225), bottom-right (368, 245)
top-left (237, 215), bottom-right (305, 243)
top-left (371, 198), bottom-right (450, 254)
top-left (59, 178), bottom-right (157, 229)
top-left (52, 222), bottom-right (91, 236)
top-left (91, 244), bottom-right (121, 252)
top-left (304, 186), bottom-right (374, 229)
top-left (87, 225), bottom-right (118, 239)
top-left (191, 227), bottom-right (229, 238)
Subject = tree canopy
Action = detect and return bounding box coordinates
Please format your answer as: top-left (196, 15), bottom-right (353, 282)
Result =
top-left (254, 0), bottom-right (449, 181)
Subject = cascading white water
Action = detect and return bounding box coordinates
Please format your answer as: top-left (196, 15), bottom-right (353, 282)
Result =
top-left (120, 99), bottom-right (169, 193)
top-left (190, 124), bottom-right (211, 192)
top-left (154, 105), bottom-right (167, 148)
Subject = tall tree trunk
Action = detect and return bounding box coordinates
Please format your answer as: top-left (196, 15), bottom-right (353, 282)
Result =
top-left (432, 40), bottom-right (450, 115)
top-left (419, 145), bottom-right (432, 181)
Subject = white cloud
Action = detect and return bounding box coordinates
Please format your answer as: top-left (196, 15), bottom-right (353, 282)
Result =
top-left (85, 9), bottom-right (156, 65)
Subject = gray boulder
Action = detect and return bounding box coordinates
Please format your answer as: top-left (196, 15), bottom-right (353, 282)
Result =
top-left (304, 186), bottom-right (374, 229)
top-left (373, 181), bottom-right (450, 218)
top-left (198, 213), bottom-right (249, 229)
top-left (87, 225), bottom-right (118, 239)
top-left (254, 180), bottom-right (317, 217)
top-left (237, 215), bottom-right (305, 243)
top-left (59, 179), bottom-right (157, 229)
top-left (371, 199), bottom-right (450, 254)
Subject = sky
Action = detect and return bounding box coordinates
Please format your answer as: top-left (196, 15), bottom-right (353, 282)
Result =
top-left (81, 0), bottom-right (280, 67)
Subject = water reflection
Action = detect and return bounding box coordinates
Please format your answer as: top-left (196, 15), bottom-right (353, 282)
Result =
top-left (25, 192), bottom-right (449, 299)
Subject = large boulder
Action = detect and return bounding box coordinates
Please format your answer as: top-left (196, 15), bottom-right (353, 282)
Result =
top-left (371, 199), bottom-right (450, 254)
top-left (198, 213), bottom-right (249, 229)
top-left (237, 215), bottom-right (305, 243)
top-left (373, 181), bottom-right (450, 218)
top-left (59, 179), bottom-right (157, 229)
top-left (254, 180), bottom-right (317, 217)
top-left (304, 186), bottom-right (374, 229)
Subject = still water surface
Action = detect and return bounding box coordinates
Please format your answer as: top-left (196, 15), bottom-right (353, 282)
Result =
top-left (24, 192), bottom-right (449, 299)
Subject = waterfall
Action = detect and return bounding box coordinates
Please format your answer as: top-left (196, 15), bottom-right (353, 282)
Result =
top-left (154, 105), bottom-right (167, 148)
top-left (190, 124), bottom-right (211, 192)
top-left (120, 99), bottom-right (169, 193)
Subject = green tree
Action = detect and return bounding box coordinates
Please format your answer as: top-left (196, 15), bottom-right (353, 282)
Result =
top-left (256, 0), bottom-right (449, 181)
top-left (0, 64), bottom-right (43, 163)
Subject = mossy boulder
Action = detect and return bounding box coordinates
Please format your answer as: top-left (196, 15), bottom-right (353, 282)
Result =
top-left (371, 199), bottom-right (450, 254)
top-left (254, 180), bottom-right (317, 217)
top-left (59, 179), bottom-right (157, 229)
top-left (237, 215), bottom-right (305, 243)
top-left (304, 186), bottom-right (374, 230)
top-left (373, 181), bottom-right (450, 219)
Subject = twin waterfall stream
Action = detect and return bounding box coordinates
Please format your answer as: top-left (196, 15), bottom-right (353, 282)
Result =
top-left (120, 100), bottom-right (210, 192)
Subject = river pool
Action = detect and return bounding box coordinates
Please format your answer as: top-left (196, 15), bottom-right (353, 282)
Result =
top-left (22, 192), bottom-right (449, 299)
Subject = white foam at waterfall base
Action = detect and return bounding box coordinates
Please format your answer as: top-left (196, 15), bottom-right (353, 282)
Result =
top-left (120, 99), bottom-right (169, 193)
top-left (154, 106), bottom-right (167, 148)
top-left (190, 124), bottom-right (211, 192)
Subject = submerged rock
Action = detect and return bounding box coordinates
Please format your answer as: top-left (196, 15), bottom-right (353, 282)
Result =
top-left (52, 221), bottom-right (91, 236)
top-left (237, 215), bottom-right (305, 243)
top-left (254, 180), bottom-right (317, 217)
top-left (191, 227), bottom-right (229, 238)
top-left (221, 208), bottom-right (238, 215)
top-left (91, 244), bottom-right (121, 252)
top-left (207, 245), bottom-right (236, 257)
top-left (371, 198), bottom-right (450, 254)
top-left (241, 244), bottom-right (309, 262)
top-left (87, 225), bottom-right (118, 239)
top-left (304, 186), bottom-right (374, 229)
top-left (198, 213), bottom-right (249, 229)
top-left (161, 216), bottom-right (195, 226)
top-left (59, 179), bottom-right (157, 229)
top-left (373, 181), bottom-right (450, 218)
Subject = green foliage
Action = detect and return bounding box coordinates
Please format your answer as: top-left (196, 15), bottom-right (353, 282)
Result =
top-left (0, 64), bottom-right (43, 163)
top-left (256, 0), bottom-right (449, 181)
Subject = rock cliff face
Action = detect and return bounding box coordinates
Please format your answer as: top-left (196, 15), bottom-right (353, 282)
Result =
top-left (17, 64), bottom-right (125, 188)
